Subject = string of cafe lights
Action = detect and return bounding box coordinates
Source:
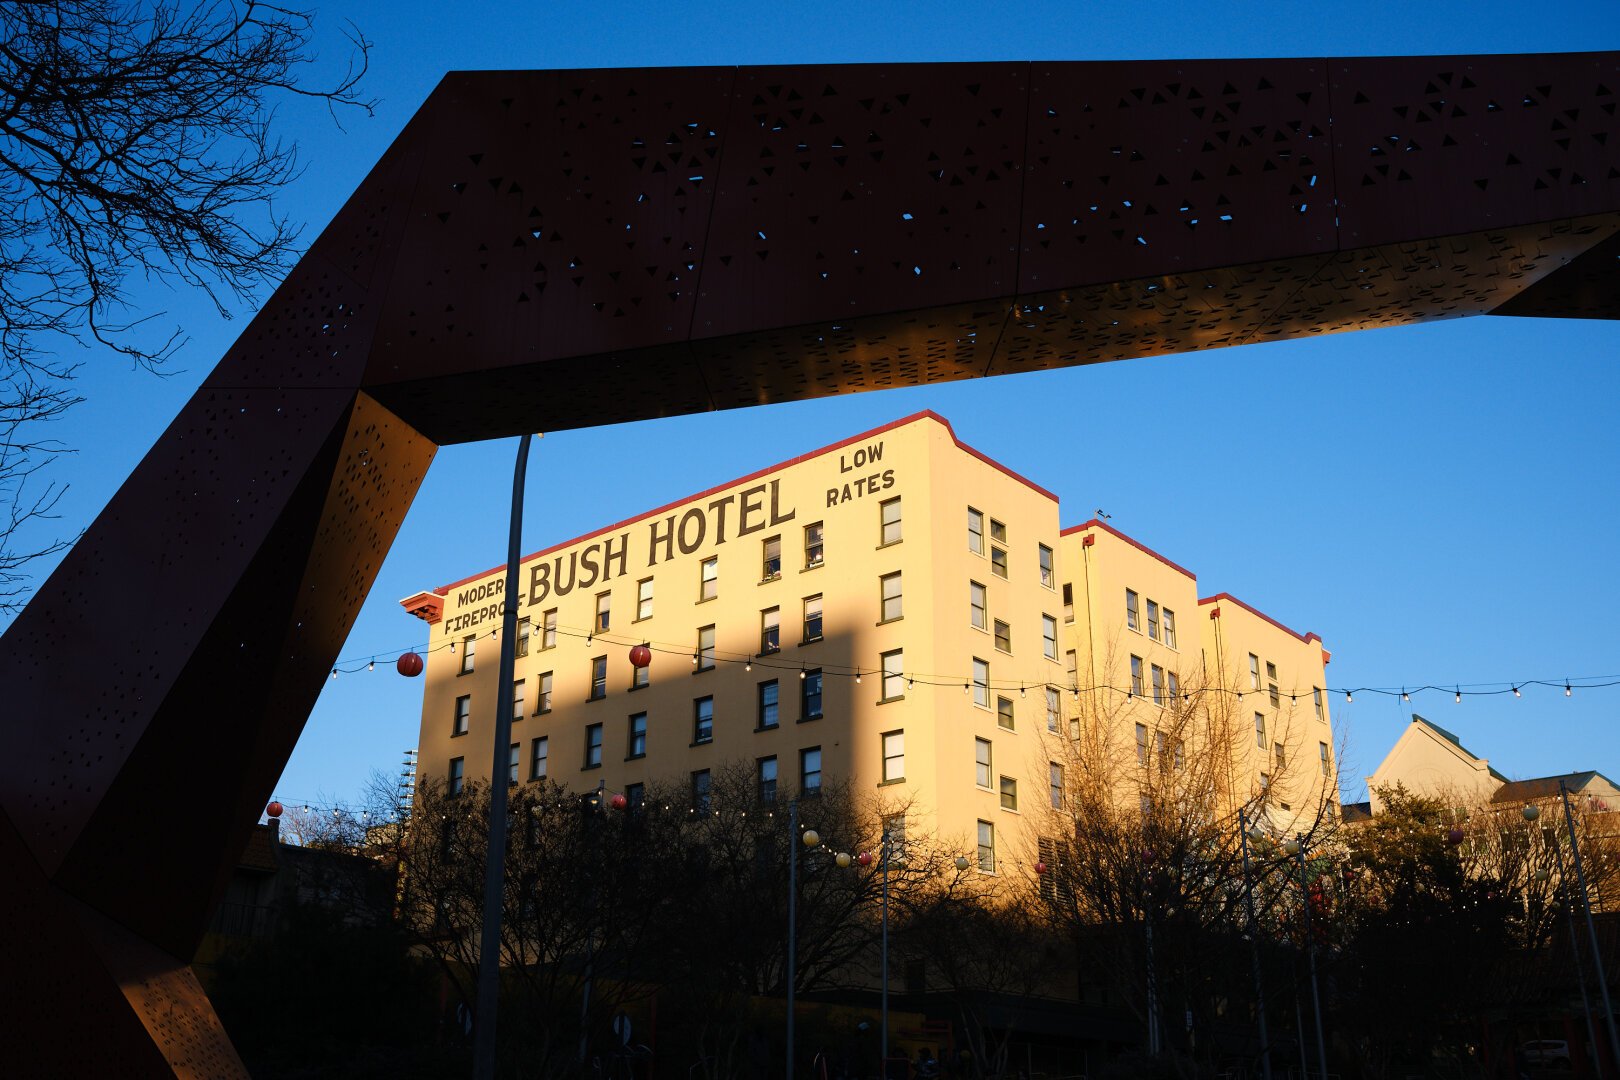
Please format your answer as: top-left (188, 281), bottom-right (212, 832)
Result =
top-left (322, 616), bottom-right (1620, 706)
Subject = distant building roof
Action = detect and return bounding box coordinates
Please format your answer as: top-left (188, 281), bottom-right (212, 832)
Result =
top-left (1491, 771), bottom-right (1620, 804)
top-left (1341, 801), bottom-right (1373, 823)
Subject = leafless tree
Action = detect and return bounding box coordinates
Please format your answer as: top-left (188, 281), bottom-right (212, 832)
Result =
top-left (0, 0), bottom-right (374, 612)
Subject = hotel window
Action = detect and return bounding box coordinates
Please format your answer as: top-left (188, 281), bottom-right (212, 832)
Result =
top-left (459, 634), bottom-right (477, 674)
top-left (1135, 723), bottom-right (1148, 765)
top-left (692, 769), bottom-right (712, 812)
top-left (1046, 687), bottom-right (1061, 732)
top-left (636, 578), bottom-right (654, 621)
top-left (584, 723), bottom-right (603, 768)
top-left (802, 670), bottom-right (823, 721)
top-left (1151, 664), bottom-right (1165, 706)
top-left (1125, 590), bottom-right (1140, 632)
top-left (758, 680), bottom-right (779, 729)
top-left (595, 591), bottom-right (612, 633)
top-left (1174, 738), bottom-right (1185, 771)
top-left (1167, 671), bottom-right (1179, 703)
top-left (1275, 742), bottom-right (1287, 769)
top-left (529, 736), bottom-right (548, 780)
top-left (1249, 654), bottom-right (1260, 689)
top-left (882, 730), bottom-right (905, 782)
top-left (589, 656), bottom-right (607, 700)
top-left (537, 672), bottom-right (553, 714)
top-left (997, 696), bottom-right (1014, 730)
top-left (880, 572), bottom-right (903, 622)
top-left (970, 581), bottom-right (987, 630)
top-left (541, 608), bottom-right (557, 650)
top-left (696, 625), bottom-right (715, 671)
top-left (628, 713), bottom-right (647, 758)
top-left (1319, 742), bottom-right (1331, 776)
top-left (975, 738), bottom-right (992, 788)
top-left (990, 519), bottom-right (1006, 544)
top-left (631, 649), bottom-right (649, 689)
top-left (1000, 776), bottom-right (1018, 811)
top-left (700, 556), bottom-right (718, 601)
top-left (1146, 600), bottom-right (1159, 641)
top-left (1267, 662), bottom-right (1280, 708)
top-left (694, 697), bottom-right (714, 744)
top-left (1038, 544), bottom-right (1054, 588)
top-left (973, 658), bottom-right (990, 708)
top-left (758, 756), bottom-right (778, 803)
top-left (1042, 615), bottom-right (1058, 660)
top-left (804, 522), bottom-right (824, 568)
top-left (1255, 712), bottom-right (1267, 749)
top-left (1050, 763), bottom-right (1064, 808)
top-left (1062, 583), bottom-right (1074, 623)
top-left (803, 594), bottom-right (824, 642)
top-left (1313, 687), bottom-right (1324, 721)
top-left (993, 620), bottom-right (1011, 653)
top-left (449, 756), bottom-right (465, 795)
top-left (1260, 772), bottom-right (1271, 797)
top-left (508, 743), bottom-right (520, 785)
top-left (625, 782), bottom-right (645, 810)
top-left (516, 617), bottom-right (531, 657)
top-left (512, 679), bottom-right (526, 719)
top-left (800, 746), bottom-right (822, 795)
top-left (762, 535), bottom-right (782, 580)
top-left (453, 695), bottom-right (471, 737)
top-left (880, 649), bottom-right (904, 702)
top-left (1162, 608), bottom-right (1177, 649)
top-left (880, 497), bottom-right (902, 545)
top-left (968, 507), bottom-right (984, 554)
top-left (1065, 650), bottom-right (1078, 686)
top-left (1130, 655), bottom-right (1144, 697)
top-left (977, 820), bottom-right (995, 872)
top-left (760, 607), bottom-right (780, 653)
top-left (990, 544), bottom-right (1007, 579)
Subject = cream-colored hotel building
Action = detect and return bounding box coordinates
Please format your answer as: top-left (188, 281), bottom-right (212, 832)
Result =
top-left (402, 412), bottom-right (1337, 865)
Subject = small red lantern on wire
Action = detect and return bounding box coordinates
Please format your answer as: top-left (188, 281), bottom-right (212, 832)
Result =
top-left (396, 652), bottom-right (424, 677)
top-left (629, 644), bottom-right (653, 668)
top-left (610, 794), bottom-right (629, 811)
top-left (1034, 861), bottom-right (1048, 875)
top-left (265, 801), bottom-right (283, 818)
top-left (1446, 827), bottom-right (1465, 847)
top-left (857, 851), bottom-right (874, 868)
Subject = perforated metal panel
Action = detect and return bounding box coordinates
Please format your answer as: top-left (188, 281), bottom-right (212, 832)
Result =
top-left (2, 54), bottom-right (1617, 1075)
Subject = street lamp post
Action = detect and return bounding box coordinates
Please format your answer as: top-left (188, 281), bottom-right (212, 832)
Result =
top-left (1285, 836), bottom-right (1329, 1080)
top-left (473, 433), bottom-right (534, 1080)
top-left (1558, 781), bottom-right (1620, 1070)
top-left (786, 802), bottom-right (819, 1080)
top-left (1238, 807), bottom-right (1274, 1080)
top-left (880, 827), bottom-right (892, 1074)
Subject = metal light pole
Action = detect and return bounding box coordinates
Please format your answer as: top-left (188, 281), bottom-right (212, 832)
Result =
top-left (786, 799), bottom-right (800, 1080)
top-left (1238, 807), bottom-right (1274, 1080)
top-left (1287, 836), bottom-right (1329, 1080)
top-left (472, 432), bottom-right (533, 1080)
top-left (880, 826), bottom-right (892, 1075)
top-left (1560, 780), bottom-right (1620, 1070)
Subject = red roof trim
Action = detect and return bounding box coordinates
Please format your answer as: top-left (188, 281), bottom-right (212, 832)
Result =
top-left (435, 411), bottom-right (1056, 595)
top-left (1197, 592), bottom-right (1322, 646)
top-left (1059, 519), bottom-right (1197, 581)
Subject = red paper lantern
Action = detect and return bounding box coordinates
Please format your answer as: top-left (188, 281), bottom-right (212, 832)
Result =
top-left (1447, 827), bottom-right (1465, 846)
top-left (857, 851), bottom-right (874, 867)
top-left (396, 652), bottom-right (424, 677)
top-left (629, 644), bottom-right (653, 668)
top-left (1034, 861), bottom-right (1048, 875)
top-left (610, 794), bottom-right (629, 811)
top-left (265, 801), bottom-right (283, 818)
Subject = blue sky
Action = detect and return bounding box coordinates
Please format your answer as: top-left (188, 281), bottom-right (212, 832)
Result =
top-left (8, 1), bottom-right (1618, 809)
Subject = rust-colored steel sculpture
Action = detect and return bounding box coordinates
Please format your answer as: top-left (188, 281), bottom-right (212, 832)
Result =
top-left (2, 54), bottom-right (1617, 1075)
